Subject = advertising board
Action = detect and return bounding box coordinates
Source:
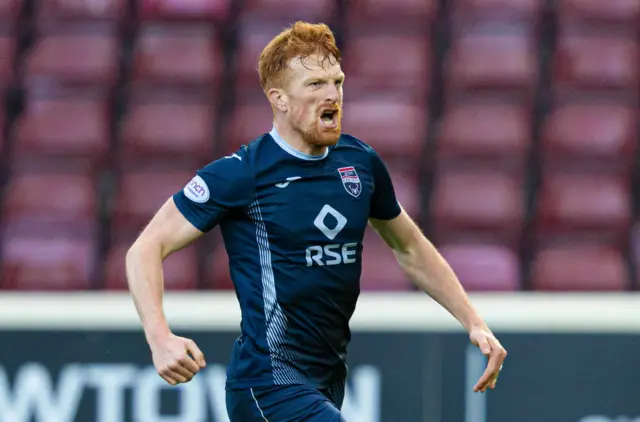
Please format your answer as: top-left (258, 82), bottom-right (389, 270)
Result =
top-left (0, 293), bottom-right (638, 422)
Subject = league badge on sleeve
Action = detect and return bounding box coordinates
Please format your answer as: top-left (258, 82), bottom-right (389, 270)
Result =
top-left (184, 175), bottom-right (210, 203)
top-left (338, 166), bottom-right (361, 198)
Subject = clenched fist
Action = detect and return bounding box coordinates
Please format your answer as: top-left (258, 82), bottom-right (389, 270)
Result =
top-left (149, 333), bottom-right (207, 386)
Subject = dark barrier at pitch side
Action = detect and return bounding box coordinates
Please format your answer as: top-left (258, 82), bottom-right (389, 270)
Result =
top-left (0, 330), bottom-right (638, 422)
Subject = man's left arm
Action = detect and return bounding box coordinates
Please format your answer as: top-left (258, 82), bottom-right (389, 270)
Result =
top-left (365, 146), bottom-right (506, 392)
top-left (369, 209), bottom-right (485, 333)
top-left (369, 209), bottom-right (507, 392)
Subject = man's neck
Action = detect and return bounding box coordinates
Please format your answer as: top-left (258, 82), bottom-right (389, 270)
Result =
top-left (272, 122), bottom-right (327, 157)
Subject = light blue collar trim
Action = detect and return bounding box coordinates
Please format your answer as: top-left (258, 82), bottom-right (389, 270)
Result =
top-left (269, 126), bottom-right (329, 161)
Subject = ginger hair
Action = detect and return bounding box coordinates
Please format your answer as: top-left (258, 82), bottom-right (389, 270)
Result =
top-left (258, 21), bottom-right (341, 93)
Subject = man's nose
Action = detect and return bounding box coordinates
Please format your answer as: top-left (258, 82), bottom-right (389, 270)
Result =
top-left (325, 83), bottom-right (340, 103)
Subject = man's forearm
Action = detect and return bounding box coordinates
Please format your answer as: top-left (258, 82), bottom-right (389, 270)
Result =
top-left (126, 243), bottom-right (171, 342)
top-left (394, 236), bottom-right (488, 333)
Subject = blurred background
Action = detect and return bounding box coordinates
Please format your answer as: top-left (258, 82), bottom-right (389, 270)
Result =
top-left (1, 0), bottom-right (639, 293)
top-left (0, 0), bottom-right (639, 421)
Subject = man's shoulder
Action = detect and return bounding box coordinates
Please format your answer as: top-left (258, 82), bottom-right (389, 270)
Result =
top-left (195, 137), bottom-right (264, 188)
top-left (335, 133), bottom-right (384, 165)
top-left (337, 133), bottom-right (374, 152)
top-left (339, 133), bottom-right (384, 155)
top-left (211, 133), bottom-right (272, 173)
top-left (231, 132), bottom-right (289, 167)
top-left (228, 132), bottom-right (269, 158)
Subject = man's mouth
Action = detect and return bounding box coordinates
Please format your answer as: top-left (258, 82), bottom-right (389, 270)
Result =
top-left (319, 109), bottom-right (339, 127)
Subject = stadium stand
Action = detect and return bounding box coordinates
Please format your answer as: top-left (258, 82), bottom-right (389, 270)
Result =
top-left (0, 0), bottom-right (638, 292)
top-left (13, 90), bottom-right (111, 162)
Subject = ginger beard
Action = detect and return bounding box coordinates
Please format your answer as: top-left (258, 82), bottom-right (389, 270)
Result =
top-left (301, 103), bottom-right (342, 148)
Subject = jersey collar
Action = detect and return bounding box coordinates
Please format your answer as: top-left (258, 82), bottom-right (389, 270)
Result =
top-left (269, 126), bottom-right (330, 161)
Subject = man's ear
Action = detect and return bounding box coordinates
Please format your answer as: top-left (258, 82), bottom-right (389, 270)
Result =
top-left (268, 88), bottom-right (287, 112)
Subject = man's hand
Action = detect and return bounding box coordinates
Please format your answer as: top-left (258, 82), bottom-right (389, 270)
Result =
top-left (149, 333), bottom-right (207, 386)
top-left (469, 327), bottom-right (507, 393)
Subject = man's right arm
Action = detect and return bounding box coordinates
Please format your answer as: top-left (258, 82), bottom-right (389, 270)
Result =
top-left (126, 198), bottom-right (210, 386)
top-left (125, 197), bottom-right (203, 344)
top-left (125, 149), bottom-right (254, 385)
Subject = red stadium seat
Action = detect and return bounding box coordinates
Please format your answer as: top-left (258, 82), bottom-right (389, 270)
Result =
top-left (113, 170), bottom-right (194, 231)
top-left (437, 98), bottom-right (530, 170)
top-left (343, 30), bottom-right (431, 96)
top-left (431, 167), bottom-right (524, 243)
top-left (34, 0), bottom-right (126, 23)
top-left (541, 101), bottom-right (635, 173)
top-left (105, 241), bottom-right (198, 290)
top-left (24, 27), bottom-right (119, 88)
top-left (225, 102), bottom-right (274, 153)
top-left (446, 33), bottom-right (537, 96)
top-left (233, 22), bottom-right (286, 100)
top-left (554, 33), bottom-right (638, 93)
top-left (438, 243), bottom-right (520, 291)
top-left (234, 74), bottom-right (264, 103)
top-left (346, 0), bottom-right (437, 25)
top-left (558, 0), bottom-right (640, 25)
top-left (241, 0), bottom-right (336, 21)
top-left (0, 34), bottom-right (14, 87)
top-left (0, 168), bottom-right (98, 291)
top-left (341, 94), bottom-right (427, 159)
top-left (13, 91), bottom-right (110, 159)
top-left (452, 0), bottom-right (542, 23)
top-left (0, 0), bottom-right (20, 22)
top-left (535, 172), bottom-right (630, 242)
top-left (530, 243), bottom-right (628, 291)
top-left (0, 232), bottom-right (96, 290)
top-left (121, 89), bottom-right (215, 161)
top-left (2, 171), bottom-right (96, 227)
top-left (360, 231), bottom-right (411, 290)
top-left (132, 24), bottom-right (222, 89)
top-left (140, 0), bottom-right (229, 22)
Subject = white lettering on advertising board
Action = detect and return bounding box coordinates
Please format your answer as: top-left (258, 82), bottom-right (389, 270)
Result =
top-left (0, 363), bottom-right (380, 422)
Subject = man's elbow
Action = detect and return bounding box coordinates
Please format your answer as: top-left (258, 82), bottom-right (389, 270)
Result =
top-left (392, 229), bottom-right (432, 271)
top-left (392, 239), bottom-right (420, 269)
top-left (126, 237), bottom-right (162, 267)
top-left (390, 226), bottom-right (422, 256)
top-left (125, 242), bottom-right (143, 271)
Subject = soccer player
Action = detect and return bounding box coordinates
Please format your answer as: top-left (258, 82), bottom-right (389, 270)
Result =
top-left (126, 21), bottom-right (507, 421)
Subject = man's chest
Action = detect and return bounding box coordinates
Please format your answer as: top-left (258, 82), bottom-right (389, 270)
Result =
top-left (251, 163), bottom-right (374, 248)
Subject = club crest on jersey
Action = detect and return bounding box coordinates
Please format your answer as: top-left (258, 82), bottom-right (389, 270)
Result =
top-left (338, 166), bottom-right (361, 198)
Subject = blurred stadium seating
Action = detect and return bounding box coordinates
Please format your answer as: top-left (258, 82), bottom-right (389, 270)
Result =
top-left (0, 0), bottom-right (638, 293)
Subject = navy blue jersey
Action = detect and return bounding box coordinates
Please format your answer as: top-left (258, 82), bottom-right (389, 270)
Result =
top-left (173, 127), bottom-right (401, 390)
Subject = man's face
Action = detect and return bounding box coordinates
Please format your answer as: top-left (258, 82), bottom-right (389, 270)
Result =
top-left (278, 53), bottom-right (345, 148)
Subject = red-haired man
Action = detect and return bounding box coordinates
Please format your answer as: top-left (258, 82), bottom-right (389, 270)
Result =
top-left (126, 21), bottom-right (506, 422)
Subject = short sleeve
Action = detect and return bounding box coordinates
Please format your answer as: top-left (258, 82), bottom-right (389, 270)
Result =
top-left (368, 149), bottom-right (402, 220)
top-left (172, 152), bottom-right (254, 232)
